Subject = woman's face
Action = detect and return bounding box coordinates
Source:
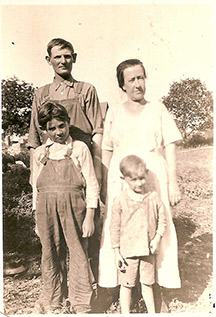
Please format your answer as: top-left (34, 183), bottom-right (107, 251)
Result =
top-left (46, 118), bottom-right (69, 144)
top-left (122, 64), bottom-right (146, 102)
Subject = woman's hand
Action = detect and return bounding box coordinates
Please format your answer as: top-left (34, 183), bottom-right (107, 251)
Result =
top-left (168, 180), bottom-right (181, 207)
top-left (82, 208), bottom-right (95, 238)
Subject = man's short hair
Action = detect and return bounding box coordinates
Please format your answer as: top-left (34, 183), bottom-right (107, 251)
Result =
top-left (120, 155), bottom-right (147, 178)
top-left (47, 38), bottom-right (74, 56)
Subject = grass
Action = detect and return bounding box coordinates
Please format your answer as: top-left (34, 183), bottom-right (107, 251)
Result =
top-left (2, 146), bottom-right (213, 314)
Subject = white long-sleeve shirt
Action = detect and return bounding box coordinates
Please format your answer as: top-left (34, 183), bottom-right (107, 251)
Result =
top-left (32, 136), bottom-right (99, 210)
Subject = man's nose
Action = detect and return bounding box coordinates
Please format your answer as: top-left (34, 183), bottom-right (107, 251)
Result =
top-left (60, 56), bottom-right (66, 63)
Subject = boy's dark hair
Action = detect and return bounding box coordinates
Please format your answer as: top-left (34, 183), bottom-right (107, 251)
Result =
top-left (120, 155), bottom-right (146, 178)
top-left (116, 59), bottom-right (147, 91)
top-left (47, 38), bottom-right (74, 56)
top-left (38, 101), bottom-right (70, 130)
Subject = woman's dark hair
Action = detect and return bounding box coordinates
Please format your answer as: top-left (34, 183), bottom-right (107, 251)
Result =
top-left (120, 155), bottom-right (146, 178)
top-left (38, 101), bottom-right (70, 130)
top-left (116, 59), bottom-right (146, 91)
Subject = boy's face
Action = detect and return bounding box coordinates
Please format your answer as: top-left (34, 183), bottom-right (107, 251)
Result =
top-left (46, 118), bottom-right (69, 144)
top-left (124, 165), bottom-right (147, 194)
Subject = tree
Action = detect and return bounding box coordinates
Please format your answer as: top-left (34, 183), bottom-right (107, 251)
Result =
top-left (162, 78), bottom-right (213, 140)
top-left (2, 77), bottom-right (35, 136)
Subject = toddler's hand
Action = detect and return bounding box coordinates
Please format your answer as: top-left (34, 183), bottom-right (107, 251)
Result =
top-left (114, 249), bottom-right (127, 272)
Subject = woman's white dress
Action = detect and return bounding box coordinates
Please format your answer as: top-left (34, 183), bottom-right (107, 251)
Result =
top-left (98, 101), bottom-right (182, 288)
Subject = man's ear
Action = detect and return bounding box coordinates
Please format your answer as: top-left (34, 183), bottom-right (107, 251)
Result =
top-left (45, 55), bottom-right (51, 65)
top-left (72, 53), bottom-right (77, 63)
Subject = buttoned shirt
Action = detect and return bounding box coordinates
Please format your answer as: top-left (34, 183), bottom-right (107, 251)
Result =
top-left (32, 136), bottom-right (99, 210)
top-left (27, 74), bottom-right (103, 149)
top-left (110, 188), bottom-right (166, 258)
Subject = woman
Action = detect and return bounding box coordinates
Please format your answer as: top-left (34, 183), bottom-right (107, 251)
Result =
top-left (98, 59), bottom-right (181, 311)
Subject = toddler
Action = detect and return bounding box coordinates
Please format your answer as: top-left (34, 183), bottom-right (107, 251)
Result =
top-left (110, 155), bottom-right (166, 313)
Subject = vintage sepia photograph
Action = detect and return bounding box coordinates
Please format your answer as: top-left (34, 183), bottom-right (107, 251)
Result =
top-left (1, 0), bottom-right (214, 315)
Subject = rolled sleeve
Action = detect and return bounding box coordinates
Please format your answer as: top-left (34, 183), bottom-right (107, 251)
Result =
top-left (75, 142), bottom-right (99, 208)
top-left (31, 147), bottom-right (44, 210)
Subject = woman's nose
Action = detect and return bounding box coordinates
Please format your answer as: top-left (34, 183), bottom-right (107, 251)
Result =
top-left (134, 78), bottom-right (141, 87)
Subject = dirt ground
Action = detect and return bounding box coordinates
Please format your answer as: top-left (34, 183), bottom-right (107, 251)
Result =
top-left (2, 146), bottom-right (214, 315)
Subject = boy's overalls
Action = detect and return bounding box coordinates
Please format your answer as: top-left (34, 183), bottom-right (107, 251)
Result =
top-left (36, 145), bottom-right (93, 313)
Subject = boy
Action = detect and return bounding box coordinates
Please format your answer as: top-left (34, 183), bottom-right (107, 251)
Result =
top-left (32, 101), bottom-right (99, 314)
top-left (110, 155), bottom-right (166, 313)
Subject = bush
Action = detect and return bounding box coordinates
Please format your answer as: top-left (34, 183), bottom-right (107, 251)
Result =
top-left (179, 134), bottom-right (213, 149)
top-left (2, 77), bottom-right (35, 136)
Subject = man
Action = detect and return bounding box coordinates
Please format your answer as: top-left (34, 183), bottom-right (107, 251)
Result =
top-left (27, 38), bottom-right (103, 292)
top-left (27, 38), bottom-right (103, 184)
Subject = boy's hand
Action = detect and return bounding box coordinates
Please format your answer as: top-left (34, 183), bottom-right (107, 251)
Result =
top-left (114, 248), bottom-right (127, 272)
top-left (82, 208), bottom-right (95, 238)
top-left (150, 233), bottom-right (161, 254)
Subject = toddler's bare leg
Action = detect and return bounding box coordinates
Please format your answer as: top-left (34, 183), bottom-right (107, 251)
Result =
top-left (120, 285), bottom-right (132, 314)
top-left (141, 283), bottom-right (155, 313)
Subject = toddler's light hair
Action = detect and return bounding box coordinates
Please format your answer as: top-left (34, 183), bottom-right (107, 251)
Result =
top-left (119, 155), bottom-right (147, 178)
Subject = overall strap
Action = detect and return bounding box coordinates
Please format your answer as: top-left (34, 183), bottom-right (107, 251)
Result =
top-left (74, 81), bottom-right (85, 94)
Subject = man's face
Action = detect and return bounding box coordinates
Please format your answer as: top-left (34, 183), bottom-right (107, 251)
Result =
top-left (46, 46), bottom-right (75, 78)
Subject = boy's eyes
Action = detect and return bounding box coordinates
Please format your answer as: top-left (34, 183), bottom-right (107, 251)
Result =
top-left (48, 124), bottom-right (65, 131)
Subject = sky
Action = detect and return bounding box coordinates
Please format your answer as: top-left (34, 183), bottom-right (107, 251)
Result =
top-left (1, 0), bottom-right (215, 104)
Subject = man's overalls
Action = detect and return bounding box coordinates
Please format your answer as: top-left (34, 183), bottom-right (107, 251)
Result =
top-left (36, 144), bottom-right (93, 313)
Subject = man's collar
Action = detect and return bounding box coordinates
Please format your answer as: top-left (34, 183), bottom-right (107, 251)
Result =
top-left (53, 73), bottom-right (74, 88)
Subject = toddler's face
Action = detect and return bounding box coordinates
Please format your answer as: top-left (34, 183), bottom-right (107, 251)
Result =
top-left (46, 118), bottom-right (69, 144)
top-left (124, 166), bottom-right (147, 194)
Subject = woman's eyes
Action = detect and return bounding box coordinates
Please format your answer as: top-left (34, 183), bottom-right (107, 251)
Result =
top-left (129, 76), bottom-right (144, 82)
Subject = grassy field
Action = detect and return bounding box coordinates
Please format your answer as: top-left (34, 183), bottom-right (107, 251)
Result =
top-left (2, 146), bottom-right (213, 314)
